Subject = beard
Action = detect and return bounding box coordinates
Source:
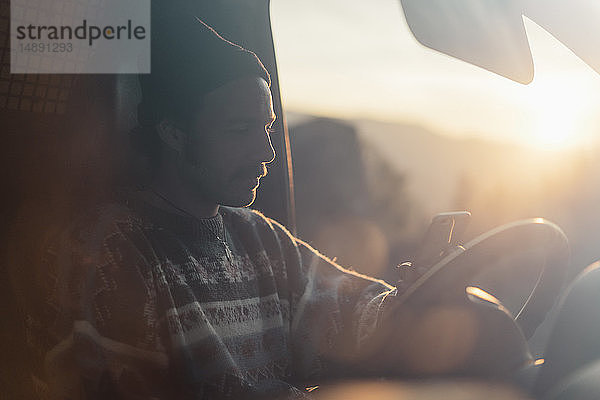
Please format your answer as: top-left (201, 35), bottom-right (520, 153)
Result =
top-left (221, 164), bottom-right (267, 207)
top-left (180, 151), bottom-right (266, 208)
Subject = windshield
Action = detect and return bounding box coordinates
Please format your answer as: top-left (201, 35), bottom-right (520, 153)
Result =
top-left (271, 0), bottom-right (600, 281)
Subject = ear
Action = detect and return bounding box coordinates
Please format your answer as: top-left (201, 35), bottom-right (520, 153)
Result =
top-left (156, 119), bottom-right (186, 154)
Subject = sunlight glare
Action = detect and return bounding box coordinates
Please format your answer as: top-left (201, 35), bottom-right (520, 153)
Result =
top-left (525, 78), bottom-right (590, 150)
top-left (521, 18), bottom-right (600, 151)
top-left (466, 286), bottom-right (501, 306)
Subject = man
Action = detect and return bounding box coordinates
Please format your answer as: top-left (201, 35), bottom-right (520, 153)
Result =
top-left (15, 15), bottom-right (396, 400)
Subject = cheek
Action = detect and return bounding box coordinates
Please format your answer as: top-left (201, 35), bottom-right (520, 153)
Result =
top-left (214, 139), bottom-right (250, 163)
top-left (199, 141), bottom-right (239, 176)
top-left (189, 136), bottom-right (222, 163)
top-left (188, 134), bottom-right (251, 176)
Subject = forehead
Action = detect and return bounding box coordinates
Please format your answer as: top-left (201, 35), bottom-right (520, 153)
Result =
top-left (200, 77), bottom-right (275, 125)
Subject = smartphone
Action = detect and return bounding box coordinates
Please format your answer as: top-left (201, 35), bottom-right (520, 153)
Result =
top-left (413, 211), bottom-right (471, 270)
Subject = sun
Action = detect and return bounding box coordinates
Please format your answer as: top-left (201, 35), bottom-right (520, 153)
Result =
top-left (525, 78), bottom-right (590, 151)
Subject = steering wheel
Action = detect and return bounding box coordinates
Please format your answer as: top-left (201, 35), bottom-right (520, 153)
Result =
top-left (396, 218), bottom-right (570, 340)
top-left (354, 219), bottom-right (570, 379)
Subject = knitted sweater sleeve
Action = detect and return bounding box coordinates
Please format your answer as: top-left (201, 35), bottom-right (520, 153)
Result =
top-left (263, 215), bottom-right (396, 383)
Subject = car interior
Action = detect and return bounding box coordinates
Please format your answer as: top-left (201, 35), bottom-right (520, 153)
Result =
top-left (2, 0), bottom-right (600, 398)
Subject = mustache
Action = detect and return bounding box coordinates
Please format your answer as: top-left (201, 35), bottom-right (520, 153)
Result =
top-left (234, 164), bottom-right (268, 180)
top-left (259, 164), bottom-right (267, 178)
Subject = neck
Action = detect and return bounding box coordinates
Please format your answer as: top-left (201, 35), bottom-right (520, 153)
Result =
top-left (151, 168), bottom-right (219, 219)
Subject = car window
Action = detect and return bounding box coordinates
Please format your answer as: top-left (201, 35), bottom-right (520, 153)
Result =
top-left (271, 0), bottom-right (600, 283)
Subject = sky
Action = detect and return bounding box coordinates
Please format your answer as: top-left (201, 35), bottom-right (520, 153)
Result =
top-left (270, 0), bottom-right (600, 151)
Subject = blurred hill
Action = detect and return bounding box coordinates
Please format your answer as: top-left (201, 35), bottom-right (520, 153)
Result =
top-left (287, 112), bottom-right (600, 279)
top-left (355, 119), bottom-right (526, 215)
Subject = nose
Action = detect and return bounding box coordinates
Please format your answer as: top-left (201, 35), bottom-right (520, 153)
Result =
top-left (258, 126), bottom-right (276, 164)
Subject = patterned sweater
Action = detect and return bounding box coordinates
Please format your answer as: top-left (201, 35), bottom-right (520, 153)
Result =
top-left (19, 195), bottom-right (395, 399)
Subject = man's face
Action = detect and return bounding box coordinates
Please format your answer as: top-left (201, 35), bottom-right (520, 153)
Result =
top-left (180, 77), bottom-right (276, 207)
